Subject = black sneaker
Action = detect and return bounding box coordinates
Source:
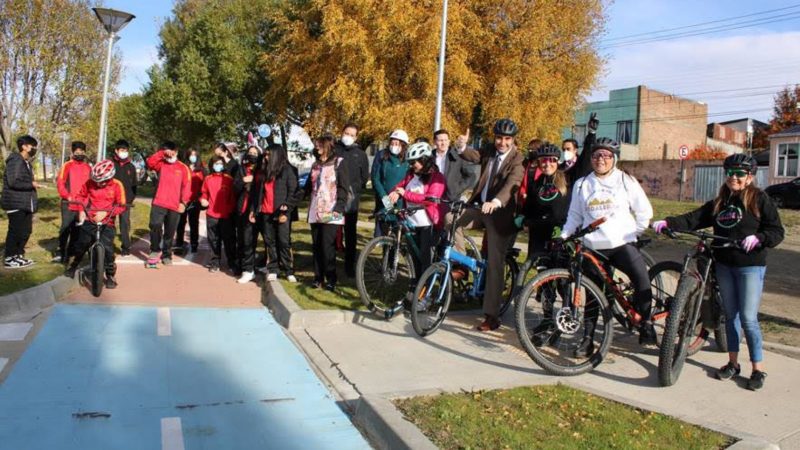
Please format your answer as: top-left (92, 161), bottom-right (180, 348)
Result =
top-left (120, 249), bottom-right (130, 257)
top-left (324, 283), bottom-right (336, 292)
top-left (190, 245), bottom-right (198, 253)
top-left (716, 362), bottom-right (741, 380)
top-left (208, 262), bottom-right (220, 273)
top-left (4, 256), bottom-right (24, 269)
top-left (64, 265), bottom-right (78, 278)
top-left (573, 336), bottom-right (595, 357)
top-left (105, 276), bottom-right (118, 289)
top-left (639, 322), bottom-right (658, 346)
top-left (747, 371), bottom-right (767, 391)
top-left (15, 255), bottom-right (34, 267)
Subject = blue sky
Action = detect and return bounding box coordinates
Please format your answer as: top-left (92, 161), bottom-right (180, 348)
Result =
top-left (108, 0), bottom-right (800, 122)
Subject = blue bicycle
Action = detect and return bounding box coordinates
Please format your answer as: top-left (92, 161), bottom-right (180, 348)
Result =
top-left (410, 201), bottom-right (519, 336)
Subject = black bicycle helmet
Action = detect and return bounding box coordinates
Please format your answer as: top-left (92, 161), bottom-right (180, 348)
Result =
top-left (536, 143), bottom-right (562, 160)
top-left (723, 153), bottom-right (757, 174)
top-left (493, 118), bottom-right (519, 137)
top-left (592, 137), bottom-right (620, 156)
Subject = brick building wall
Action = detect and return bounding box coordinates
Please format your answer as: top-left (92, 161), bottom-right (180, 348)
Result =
top-left (708, 123), bottom-right (746, 146)
top-left (638, 87), bottom-right (708, 160)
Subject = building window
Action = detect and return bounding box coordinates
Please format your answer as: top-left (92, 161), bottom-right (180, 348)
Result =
top-left (777, 143), bottom-right (799, 177)
top-left (616, 121), bottom-right (633, 144)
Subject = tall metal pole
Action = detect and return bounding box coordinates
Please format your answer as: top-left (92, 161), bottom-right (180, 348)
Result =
top-left (97, 32), bottom-right (115, 162)
top-left (433, 0), bottom-right (449, 132)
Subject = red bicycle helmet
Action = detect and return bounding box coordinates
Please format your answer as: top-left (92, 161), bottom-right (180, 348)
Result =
top-left (91, 159), bottom-right (116, 183)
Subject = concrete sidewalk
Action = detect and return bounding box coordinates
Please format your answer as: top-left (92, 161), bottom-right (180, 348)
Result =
top-left (274, 286), bottom-right (800, 448)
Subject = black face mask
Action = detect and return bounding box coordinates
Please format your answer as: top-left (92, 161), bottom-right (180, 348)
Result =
top-left (73, 154), bottom-right (87, 162)
top-left (28, 147), bottom-right (38, 158)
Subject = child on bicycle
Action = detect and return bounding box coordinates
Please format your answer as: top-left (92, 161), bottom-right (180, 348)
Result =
top-left (387, 142), bottom-right (446, 279)
top-left (201, 156), bottom-right (236, 273)
top-left (652, 154), bottom-right (784, 391)
top-left (64, 160), bottom-right (126, 289)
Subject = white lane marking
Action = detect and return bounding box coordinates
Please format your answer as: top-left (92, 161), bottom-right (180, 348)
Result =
top-left (0, 323), bottom-right (33, 341)
top-left (157, 308), bottom-right (172, 337)
top-left (161, 417), bottom-right (185, 450)
top-left (0, 358), bottom-right (8, 373)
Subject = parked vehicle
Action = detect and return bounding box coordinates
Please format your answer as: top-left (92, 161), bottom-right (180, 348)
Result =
top-left (765, 177), bottom-right (800, 208)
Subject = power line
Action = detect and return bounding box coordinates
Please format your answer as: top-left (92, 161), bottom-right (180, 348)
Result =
top-left (588, 107), bottom-right (773, 126)
top-left (601, 4), bottom-right (800, 43)
top-left (601, 13), bottom-right (800, 49)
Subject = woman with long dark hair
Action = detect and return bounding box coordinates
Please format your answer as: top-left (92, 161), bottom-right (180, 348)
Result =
top-left (175, 148), bottom-right (206, 254)
top-left (250, 144), bottom-right (300, 282)
top-left (653, 154), bottom-right (784, 390)
top-left (305, 134), bottom-right (349, 291)
top-left (234, 144), bottom-right (262, 283)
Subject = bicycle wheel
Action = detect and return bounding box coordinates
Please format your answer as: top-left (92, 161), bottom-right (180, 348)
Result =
top-left (649, 261), bottom-right (710, 354)
top-left (657, 274), bottom-right (700, 387)
top-left (498, 255), bottom-right (519, 317)
top-left (356, 236), bottom-right (415, 317)
top-left (411, 262), bottom-right (452, 336)
top-left (450, 235), bottom-right (481, 304)
top-left (515, 269), bottom-right (613, 376)
top-left (90, 243), bottom-right (105, 298)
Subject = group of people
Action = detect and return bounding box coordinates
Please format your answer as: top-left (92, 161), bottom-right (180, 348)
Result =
top-left (1, 112), bottom-right (785, 390)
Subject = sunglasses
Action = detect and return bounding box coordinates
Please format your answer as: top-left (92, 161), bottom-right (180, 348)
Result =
top-left (726, 169), bottom-right (749, 178)
top-left (538, 157), bottom-right (559, 164)
top-left (591, 152), bottom-right (613, 161)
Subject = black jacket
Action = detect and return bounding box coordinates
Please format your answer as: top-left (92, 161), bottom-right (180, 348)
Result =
top-left (234, 160), bottom-right (259, 216)
top-left (523, 173), bottom-right (570, 240)
top-left (665, 190), bottom-right (784, 267)
top-left (440, 148), bottom-right (479, 201)
top-left (113, 157), bottom-right (138, 204)
top-left (250, 164), bottom-right (301, 221)
top-left (1, 152), bottom-right (38, 212)
top-left (570, 132), bottom-right (596, 184)
top-left (334, 142), bottom-right (369, 213)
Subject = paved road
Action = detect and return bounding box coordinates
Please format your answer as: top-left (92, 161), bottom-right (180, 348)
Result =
top-left (0, 210), bottom-right (370, 449)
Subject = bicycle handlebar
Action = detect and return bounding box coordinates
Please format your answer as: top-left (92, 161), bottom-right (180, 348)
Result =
top-left (564, 217), bottom-right (607, 242)
top-left (662, 228), bottom-right (741, 249)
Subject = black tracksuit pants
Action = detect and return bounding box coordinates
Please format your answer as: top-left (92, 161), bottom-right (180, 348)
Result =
top-left (311, 223), bottom-right (339, 286)
top-left (118, 207), bottom-right (133, 253)
top-left (263, 216), bottom-right (293, 276)
top-left (4, 210), bottom-right (33, 258)
top-left (58, 202), bottom-right (80, 257)
top-left (207, 216), bottom-right (236, 267)
top-left (176, 205), bottom-right (200, 249)
top-left (72, 222), bottom-right (116, 275)
top-left (343, 212), bottom-right (359, 276)
top-left (237, 214), bottom-right (257, 273)
top-left (149, 205), bottom-right (180, 258)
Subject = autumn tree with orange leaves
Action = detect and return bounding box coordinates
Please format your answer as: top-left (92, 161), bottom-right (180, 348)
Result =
top-left (264, 0), bottom-right (605, 144)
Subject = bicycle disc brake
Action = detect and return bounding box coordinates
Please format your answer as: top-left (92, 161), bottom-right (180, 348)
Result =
top-left (555, 307), bottom-right (581, 335)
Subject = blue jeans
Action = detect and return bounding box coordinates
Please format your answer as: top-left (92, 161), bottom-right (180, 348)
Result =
top-left (715, 263), bottom-right (766, 363)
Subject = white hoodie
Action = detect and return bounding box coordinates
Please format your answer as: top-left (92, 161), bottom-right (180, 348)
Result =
top-left (561, 169), bottom-right (653, 250)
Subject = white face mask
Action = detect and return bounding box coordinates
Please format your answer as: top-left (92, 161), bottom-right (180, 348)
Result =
top-left (389, 145), bottom-right (401, 155)
top-left (341, 135), bottom-right (355, 147)
top-left (189, 155), bottom-right (197, 164)
top-left (117, 151), bottom-right (129, 160)
top-left (166, 156), bottom-right (177, 164)
top-left (562, 150), bottom-right (575, 162)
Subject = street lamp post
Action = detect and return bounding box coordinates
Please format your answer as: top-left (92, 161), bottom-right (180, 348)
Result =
top-left (92, 7), bottom-right (135, 163)
top-left (434, 0), bottom-right (449, 132)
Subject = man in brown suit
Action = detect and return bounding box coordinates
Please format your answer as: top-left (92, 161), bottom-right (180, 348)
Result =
top-left (453, 118), bottom-right (525, 331)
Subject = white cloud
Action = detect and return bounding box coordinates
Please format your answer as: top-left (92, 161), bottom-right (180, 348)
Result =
top-left (591, 31), bottom-right (800, 121)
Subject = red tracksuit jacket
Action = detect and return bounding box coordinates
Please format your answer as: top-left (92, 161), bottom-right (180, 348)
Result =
top-left (57, 159), bottom-right (92, 211)
top-left (201, 173), bottom-right (235, 219)
top-left (74, 179), bottom-right (127, 225)
top-left (147, 150), bottom-right (192, 212)
top-left (189, 165), bottom-right (205, 203)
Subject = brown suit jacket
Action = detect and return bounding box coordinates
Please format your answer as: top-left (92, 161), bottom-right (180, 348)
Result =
top-left (460, 145), bottom-right (525, 234)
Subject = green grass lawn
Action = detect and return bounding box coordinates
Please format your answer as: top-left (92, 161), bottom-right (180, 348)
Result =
top-left (0, 185), bottom-right (151, 296)
top-left (395, 384), bottom-right (733, 450)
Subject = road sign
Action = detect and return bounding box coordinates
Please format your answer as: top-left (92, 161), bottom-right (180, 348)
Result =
top-left (679, 145), bottom-right (689, 160)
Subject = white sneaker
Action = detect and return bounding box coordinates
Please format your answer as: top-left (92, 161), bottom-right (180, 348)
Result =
top-left (266, 273), bottom-right (278, 282)
top-left (286, 274), bottom-right (298, 283)
top-left (237, 271), bottom-right (255, 284)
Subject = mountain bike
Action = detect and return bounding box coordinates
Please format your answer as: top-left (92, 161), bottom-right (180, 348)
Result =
top-left (410, 201), bottom-right (520, 337)
top-left (656, 229), bottom-right (737, 387)
top-left (356, 203), bottom-right (480, 319)
top-left (514, 218), bottom-right (671, 376)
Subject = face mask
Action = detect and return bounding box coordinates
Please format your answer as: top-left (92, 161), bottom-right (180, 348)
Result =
top-left (73, 154), bottom-right (86, 162)
top-left (562, 150), bottom-right (575, 162)
top-left (245, 154), bottom-right (258, 165)
top-left (117, 151), bottom-right (129, 160)
top-left (189, 155), bottom-right (197, 164)
top-left (166, 156), bottom-right (177, 164)
top-left (213, 163), bottom-right (224, 173)
top-left (389, 145), bottom-right (401, 155)
top-left (341, 135), bottom-right (355, 147)
top-left (28, 147), bottom-right (37, 158)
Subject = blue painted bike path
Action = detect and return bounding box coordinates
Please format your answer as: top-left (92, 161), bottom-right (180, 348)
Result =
top-left (0, 304), bottom-right (370, 450)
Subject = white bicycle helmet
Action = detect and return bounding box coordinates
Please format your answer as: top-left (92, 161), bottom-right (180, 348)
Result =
top-left (406, 142), bottom-right (433, 161)
top-left (389, 129), bottom-right (409, 144)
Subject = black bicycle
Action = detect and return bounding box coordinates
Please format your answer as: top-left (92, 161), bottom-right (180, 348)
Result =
top-left (78, 206), bottom-right (121, 297)
top-left (655, 228), bottom-right (736, 387)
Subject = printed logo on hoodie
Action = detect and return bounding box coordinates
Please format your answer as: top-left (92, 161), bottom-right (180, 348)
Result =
top-left (586, 190), bottom-right (615, 219)
top-left (716, 205), bottom-right (743, 229)
top-left (537, 183), bottom-right (561, 202)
